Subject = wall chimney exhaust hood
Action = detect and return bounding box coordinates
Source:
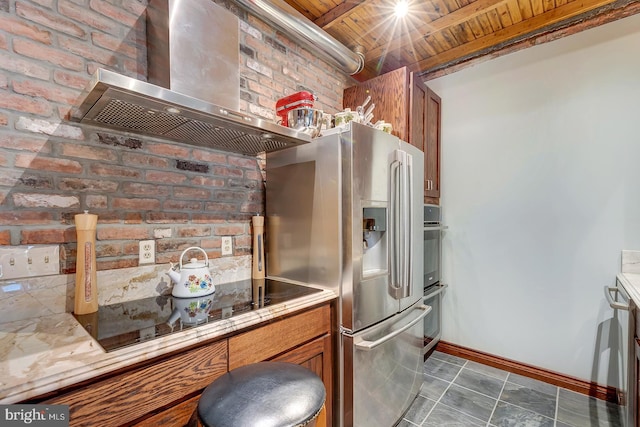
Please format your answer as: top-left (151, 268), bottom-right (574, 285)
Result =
top-left (70, 0), bottom-right (310, 156)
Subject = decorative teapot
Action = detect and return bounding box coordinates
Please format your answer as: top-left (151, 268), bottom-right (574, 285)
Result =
top-left (168, 247), bottom-right (215, 298)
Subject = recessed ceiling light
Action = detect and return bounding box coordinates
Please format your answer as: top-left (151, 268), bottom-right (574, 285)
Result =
top-left (394, 0), bottom-right (409, 18)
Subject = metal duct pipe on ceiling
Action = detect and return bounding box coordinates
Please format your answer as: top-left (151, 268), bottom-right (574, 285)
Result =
top-left (231, 0), bottom-right (365, 75)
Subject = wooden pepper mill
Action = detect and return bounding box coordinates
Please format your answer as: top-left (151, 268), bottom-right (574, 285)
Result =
top-left (252, 215), bottom-right (265, 280)
top-left (74, 210), bottom-right (98, 315)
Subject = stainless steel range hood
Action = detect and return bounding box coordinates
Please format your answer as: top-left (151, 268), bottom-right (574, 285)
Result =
top-left (70, 0), bottom-right (310, 156)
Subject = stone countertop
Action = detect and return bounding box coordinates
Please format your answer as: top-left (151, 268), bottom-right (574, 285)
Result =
top-left (617, 273), bottom-right (640, 305)
top-left (0, 286), bottom-right (336, 404)
top-left (618, 250), bottom-right (640, 304)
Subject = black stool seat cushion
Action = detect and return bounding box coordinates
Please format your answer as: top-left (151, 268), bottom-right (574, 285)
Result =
top-left (197, 361), bottom-right (326, 427)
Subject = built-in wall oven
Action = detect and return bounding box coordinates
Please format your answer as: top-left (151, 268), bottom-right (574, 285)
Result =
top-left (424, 204), bottom-right (447, 356)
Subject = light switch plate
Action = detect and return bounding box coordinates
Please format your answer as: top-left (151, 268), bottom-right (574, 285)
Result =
top-left (0, 245), bottom-right (59, 280)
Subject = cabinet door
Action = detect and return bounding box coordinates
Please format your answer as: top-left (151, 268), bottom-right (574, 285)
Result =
top-left (425, 87), bottom-right (441, 200)
top-left (273, 334), bottom-right (333, 427)
top-left (343, 67), bottom-right (410, 141)
top-left (410, 74), bottom-right (441, 202)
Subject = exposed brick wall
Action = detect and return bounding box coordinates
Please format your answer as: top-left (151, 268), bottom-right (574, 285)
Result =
top-left (0, 0), bottom-right (354, 273)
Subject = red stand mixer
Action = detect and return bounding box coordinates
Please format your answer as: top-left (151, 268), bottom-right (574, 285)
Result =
top-left (276, 91), bottom-right (316, 127)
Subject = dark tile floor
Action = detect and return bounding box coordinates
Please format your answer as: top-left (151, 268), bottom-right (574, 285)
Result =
top-left (397, 351), bottom-right (624, 427)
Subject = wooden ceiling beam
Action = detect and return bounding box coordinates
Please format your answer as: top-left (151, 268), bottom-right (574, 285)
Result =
top-left (313, 1), bottom-right (369, 30)
top-left (364, 0), bottom-right (509, 61)
top-left (409, 0), bottom-right (619, 73)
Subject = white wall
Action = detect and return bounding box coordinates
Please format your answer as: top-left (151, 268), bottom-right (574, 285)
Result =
top-left (427, 13), bottom-right (640, 387)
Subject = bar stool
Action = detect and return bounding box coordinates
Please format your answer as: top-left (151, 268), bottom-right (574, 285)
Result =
top-left (197, 361), bottom-right (326, 427)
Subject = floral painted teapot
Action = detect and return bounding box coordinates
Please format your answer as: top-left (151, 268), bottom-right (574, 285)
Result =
top-left (168, 247), bottom-right (215, 298)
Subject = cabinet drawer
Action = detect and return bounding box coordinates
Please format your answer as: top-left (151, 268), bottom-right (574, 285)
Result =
top-left (229, 305), bottom-right (331, 370)
top-left (45, 340), bottom-right (227, 427)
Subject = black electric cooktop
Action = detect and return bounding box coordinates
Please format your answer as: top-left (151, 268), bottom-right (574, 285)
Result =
top-left (73, 279), bottom-right (321, 352)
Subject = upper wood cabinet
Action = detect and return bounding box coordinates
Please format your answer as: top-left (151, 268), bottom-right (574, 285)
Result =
top-left (343, 67), bottom-right (441, 204)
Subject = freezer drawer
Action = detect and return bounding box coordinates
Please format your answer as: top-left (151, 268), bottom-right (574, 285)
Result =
top-left (341, 303), bottom-right (430, 427)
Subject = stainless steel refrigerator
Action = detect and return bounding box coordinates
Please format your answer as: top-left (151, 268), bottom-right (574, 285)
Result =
top-left (266, 122), bottom-right (428, 427)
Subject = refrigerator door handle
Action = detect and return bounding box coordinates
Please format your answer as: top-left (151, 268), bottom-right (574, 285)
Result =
top-left (354, 305), bottom-right (431, 351)
top-left (404, 152), bottom-right (413, 296)
top-left (389, 155), bottom-right (401, 291)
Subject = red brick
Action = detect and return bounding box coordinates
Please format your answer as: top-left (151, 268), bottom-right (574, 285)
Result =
top-left (0, 51), bottom-right (50, 80)
top-left (16, 2), bottom-right (84, 38)
top-left (53, 70), bottom-right (90, 90)
top-left (58, 0), bottom-right (119, 35)
top-left (98, 227), bottom-right (150, 240)
top-left (15, 154), bottom-right (83, 173)
top-left (0, 89), bottom-right (52, 116)
top-left (214, 225), bottom-right (246, 235)
top-left (191, 176), bottom-right (225, 187)
top-left (89, 0), bottom-right (141, 27)
top-left (173, 186), bottom-right (211, 200)
top-left (204, 202), bottom-right (240, 212)
top-left (59, 36), bottom-right (117, 68)
top-left (90, 163), bottom-right (142, 179)
top-left (147, 212), bottom-right (190, 223)
top-left (96, 242), bottom-right (122, 257)
top-left (235, 235), bottom-right (251, 247)
top-left (122, 152), bottom-right (169, 169)
top-left (124, 213), bottom-right (143, 224)
top-left (145, 170), bottom-right (188, 184)
top-left (0, 230), bottom-right (10, 245)
top-left (229, 156), bottom-right (257, 169)
top-left (190, 215), bottom-right (224, 224)
top-left (146, 142), bottom-right (191, 158)
top-left (86, 195), bottom-right (107, 209)
top-left (21, 228), bottom-right (74, 244)
top-left (0, 12), bottom-right (52, 43)
top-left (0, 113), bottom-right (7, 126)
top-left (0, 134), bottom-right (51, 153)
top-left (112, 198), bottom-right (162, 211)
top-left (58, 178), bottom-right (119, 192)
top-left (121, 182), bottom-right (170, 197)
top-left (13, 38), bottom-right (83, 71)
top-left (123, 241), bottom-right (139, 255)
top-left (0, 211), bottom-right (52, 225)
top-left (241, 202), bottom-right (263, 213)
top-left (59, 142), bottom-right (118, 161)
top-left (199, 237), bottom-right (221, 250)
top-left (12, 79), bottom-right (81, 105)
top-left (0, 32), bottom-right (6, 50)
top-left (192, 149), bottom-right (227, 164)
top-left (177, 226), bottom-right (212, 238)
top-left (163, 200), bottom-right (203, 211)
top-left (213, 166), bottom-right (243, 177)
top-left (91, 32), bottom-right (138, 59)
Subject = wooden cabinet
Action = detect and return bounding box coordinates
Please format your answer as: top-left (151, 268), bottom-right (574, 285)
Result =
top-left (343, 67), bottom-right (442, 204)
top-left (41, 302), bottom-right (334, 427)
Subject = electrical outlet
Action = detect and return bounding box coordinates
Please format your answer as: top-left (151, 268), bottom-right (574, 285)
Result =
top-left (221, 307), bottom-right (233, 319)
top-left (221, 236), bottom-right (233, 256)
top-left (139, 240), bottom-right (156, 265)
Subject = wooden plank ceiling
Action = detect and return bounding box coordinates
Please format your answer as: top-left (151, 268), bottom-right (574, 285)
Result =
top-left (282, 0), bottom-right (639, 80)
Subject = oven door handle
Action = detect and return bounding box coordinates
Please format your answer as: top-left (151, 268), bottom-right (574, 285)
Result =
top-left (354, 305), bottom-right (432, 351)
top-left (604, 285), bottom-right (629, 311)
top-left (424, 283), bottom-right (448, 301)
top-left (423, 225), bottom-right (448, 231)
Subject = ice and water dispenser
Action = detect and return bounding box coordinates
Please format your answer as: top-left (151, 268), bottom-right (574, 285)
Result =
top-left (362, 207), bottom-right (388, 277)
